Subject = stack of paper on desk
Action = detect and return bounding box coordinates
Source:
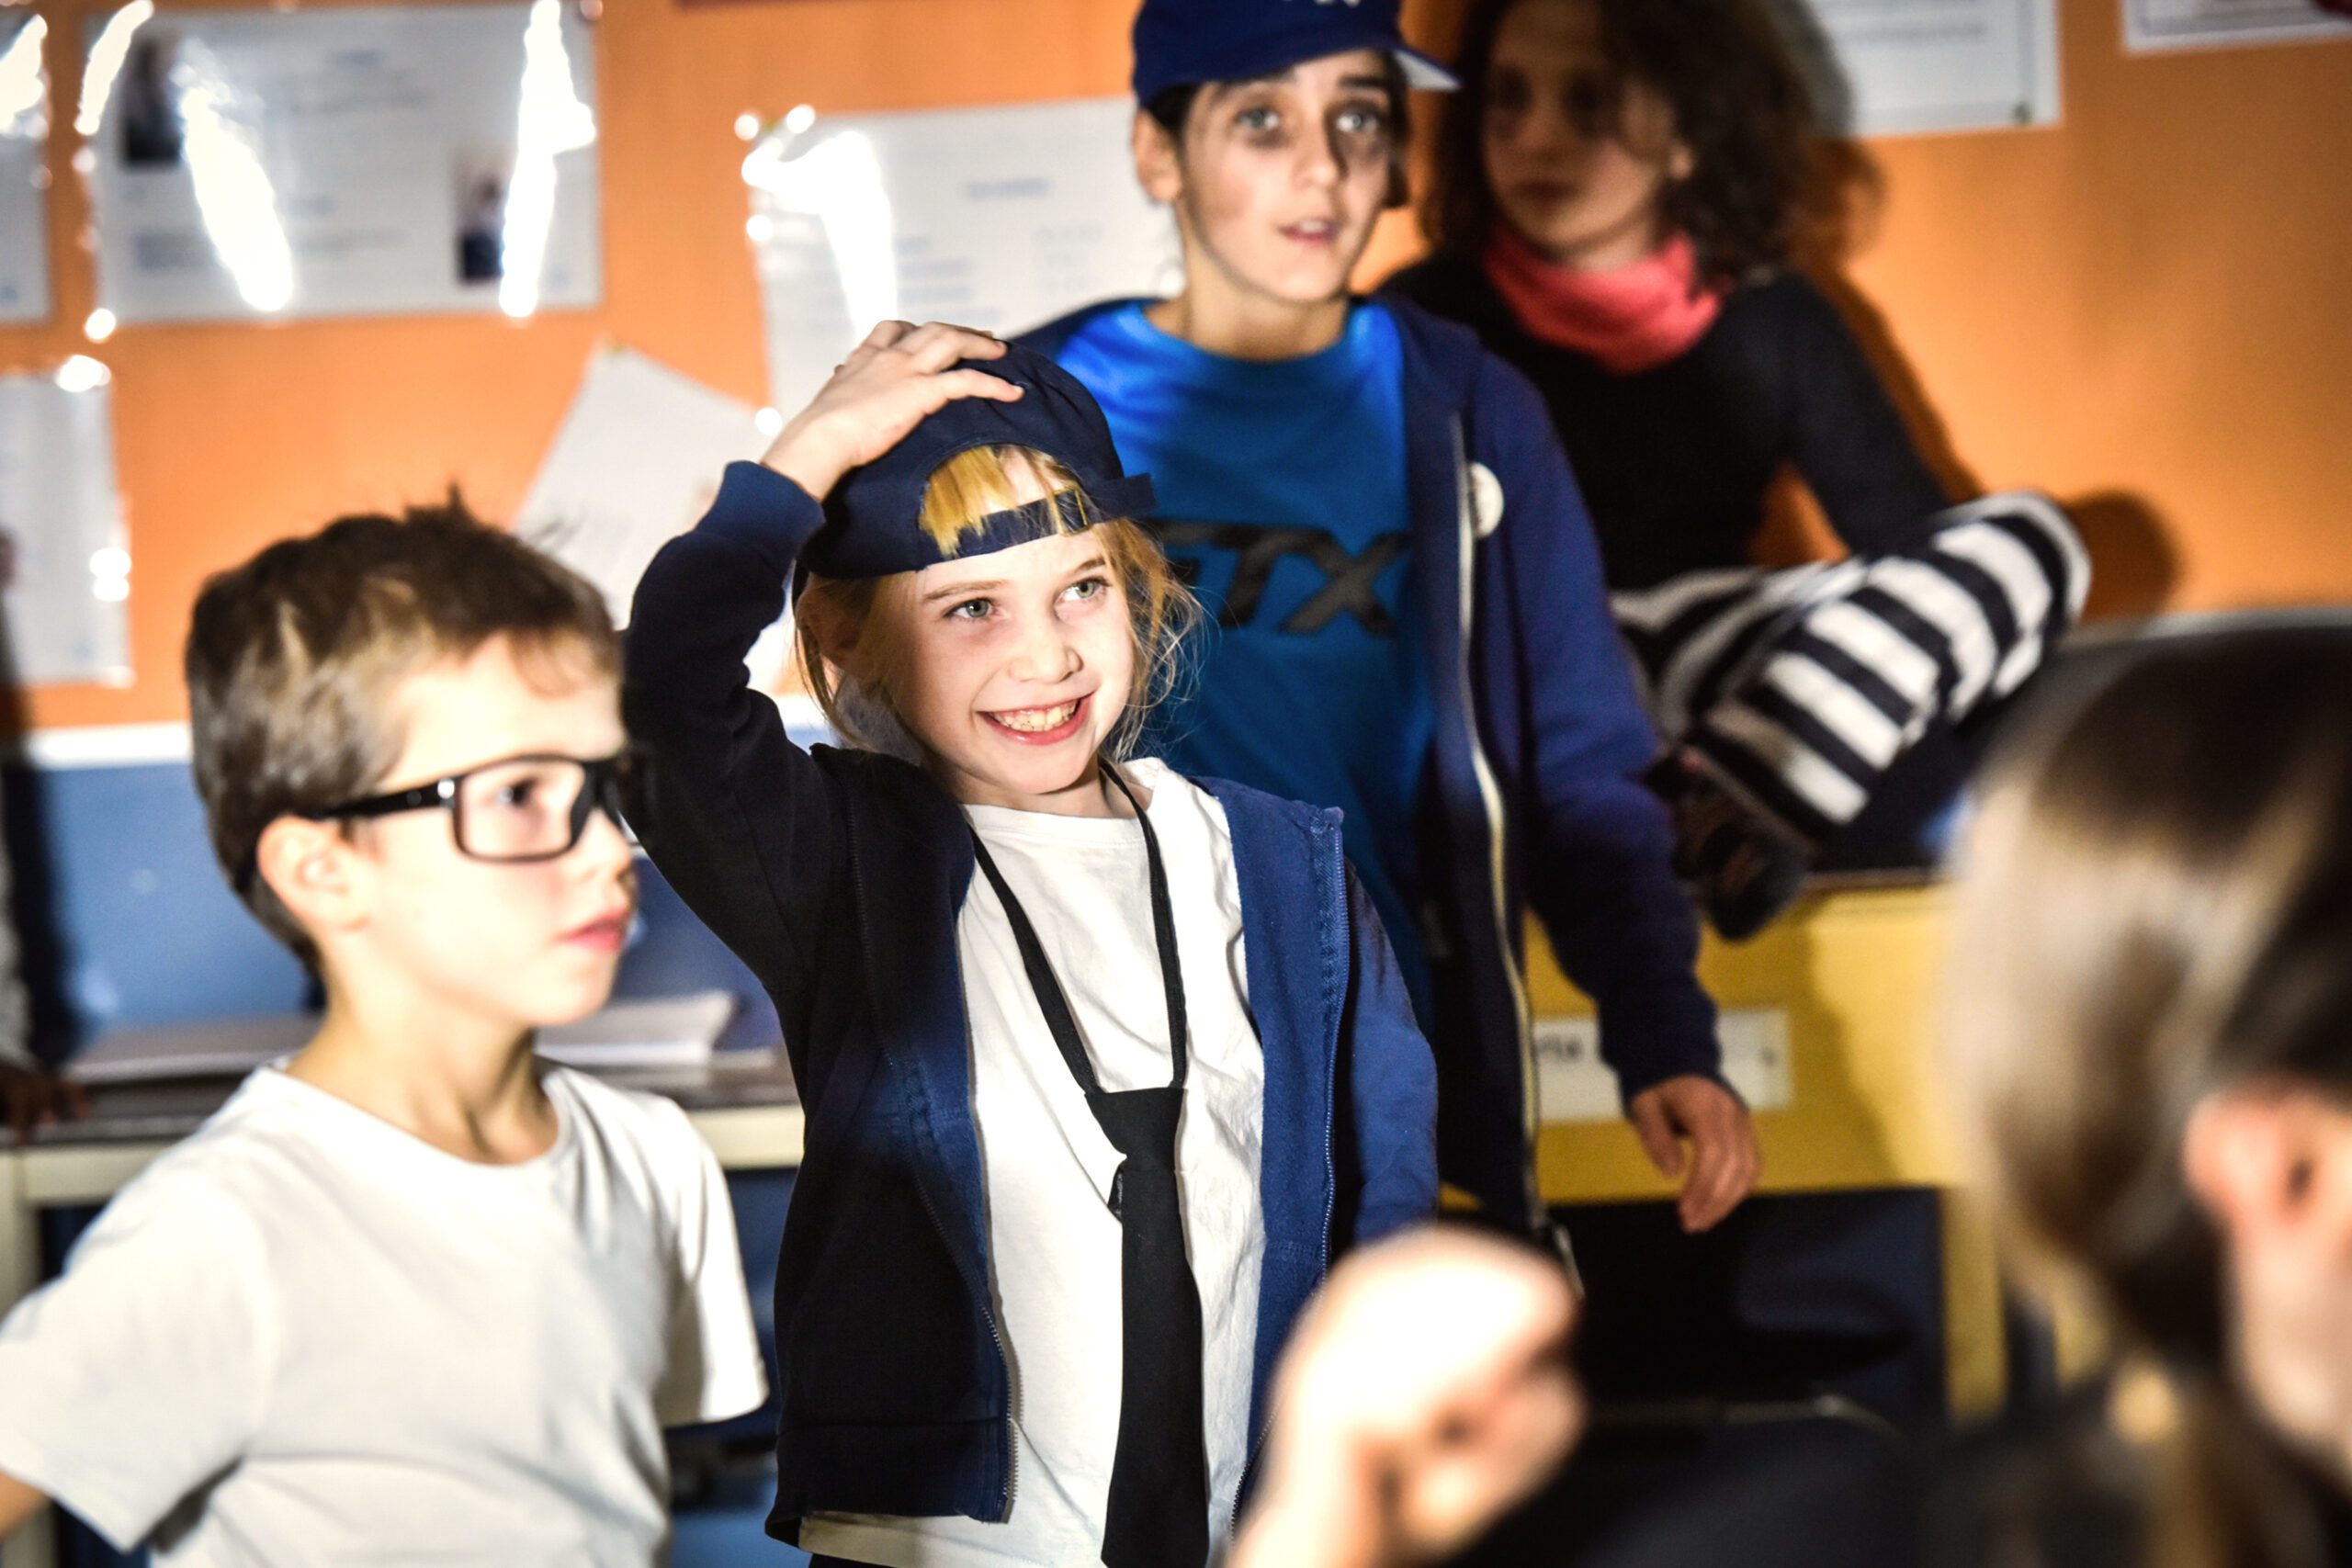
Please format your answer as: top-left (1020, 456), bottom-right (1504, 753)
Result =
top-left (516, 346), bottom-right (768, 629)
top-left (533, 990), bottom-right (739, 1070)
top-left (67, 991), bottom-right (741, 1085)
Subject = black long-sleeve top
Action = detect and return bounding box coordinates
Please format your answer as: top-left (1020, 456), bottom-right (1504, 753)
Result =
top-left (1382, 251), bottom-right (1952, 591)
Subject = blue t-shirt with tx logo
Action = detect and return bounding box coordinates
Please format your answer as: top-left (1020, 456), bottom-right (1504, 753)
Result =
top-left (1054, 300), bottom-right (1438, 1021)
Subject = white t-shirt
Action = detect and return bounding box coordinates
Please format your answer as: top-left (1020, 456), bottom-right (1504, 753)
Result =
top-left (0, 1062), bottom-right (768, 1566)
top-left (803, 759), bottom-right (1268, 1568)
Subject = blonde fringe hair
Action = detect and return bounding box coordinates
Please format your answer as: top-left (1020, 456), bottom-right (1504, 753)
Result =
top-left (1945, 629), bottom-right (2352, 1568)
top-left (795, 446), bottom-right (1198, 763)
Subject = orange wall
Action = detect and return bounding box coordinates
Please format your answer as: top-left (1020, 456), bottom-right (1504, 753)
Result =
top-left (4, 0), bottom-right (2347, 732)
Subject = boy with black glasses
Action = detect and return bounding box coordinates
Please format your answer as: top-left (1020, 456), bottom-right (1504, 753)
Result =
top-left (0, 502), bottom-right (765, 1565)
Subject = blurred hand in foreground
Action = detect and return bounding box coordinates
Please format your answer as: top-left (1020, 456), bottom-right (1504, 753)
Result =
top-left (1229, 1225), bottom-right (1584, 1568)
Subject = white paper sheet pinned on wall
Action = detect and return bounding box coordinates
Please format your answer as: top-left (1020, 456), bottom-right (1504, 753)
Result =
top-left (0, 12), bottom-right (52, 324)
top-left (2125, 0), bottom-right (2352, 51)
top-left (1773, 0), bottom-right (2062, 135)
top-left (81, 0), bottom-right (601, 324)
top-left (0, 363), bottom-right (133, 687)
top-left (744, 97), bottom-right (1182, 416)
top-left (517, 345), bottom-right (767, 629)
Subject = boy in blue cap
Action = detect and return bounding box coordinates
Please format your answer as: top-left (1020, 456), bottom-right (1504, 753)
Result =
top-left (1020, 0), bottom-right (1759, 1243)
top-left (624, 321), bottom-right (1438, 1567)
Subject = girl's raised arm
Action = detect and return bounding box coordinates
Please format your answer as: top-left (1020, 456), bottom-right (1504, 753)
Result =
top-left (621, 322), bottom-right (1017, 987)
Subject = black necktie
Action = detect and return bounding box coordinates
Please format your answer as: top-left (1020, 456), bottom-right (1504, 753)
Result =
top-left (968, 766), bottom-right (1210, 1568)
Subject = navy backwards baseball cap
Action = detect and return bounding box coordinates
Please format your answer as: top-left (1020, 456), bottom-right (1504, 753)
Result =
top-left (806, 342), bottom-right (1157, 582)
top-left (1132, 0), bottom-right (1457, 106)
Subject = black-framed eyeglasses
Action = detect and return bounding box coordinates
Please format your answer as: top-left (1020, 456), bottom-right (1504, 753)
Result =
top-left (300, 750), bottom-right (636, 864)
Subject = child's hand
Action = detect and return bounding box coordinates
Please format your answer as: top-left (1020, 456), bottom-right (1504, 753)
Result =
top-left (0, 1061), bottom-right (90, 1143)
top-left (762, 321), bottom-right (1023, 500)
top-left (1627, 1073), bottom-right (1760, 1234)
top-left (1230, 1227), bottom-right (1582, 1568)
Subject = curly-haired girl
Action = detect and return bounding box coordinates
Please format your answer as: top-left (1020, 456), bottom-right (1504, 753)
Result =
top-left (1386, 0), bottom-right (2086, 937)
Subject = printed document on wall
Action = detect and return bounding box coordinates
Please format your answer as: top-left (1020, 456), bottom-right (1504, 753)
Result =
top-left (745, 97), bottom-right (1182, 416)
top-left (2126, 0), bottom-right (2352, 51)
top-left (1774, 0), bottom-right (2062, 134)
top-left (518, 346), bottom-right (767, 628)
top-left (0, 13), bottom-right (52, 323)
top-left (0, 365), bottom-right (132, 687)
top-left (81, 0), bottom-right (600, 323)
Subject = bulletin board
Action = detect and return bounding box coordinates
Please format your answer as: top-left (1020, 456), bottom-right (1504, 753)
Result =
top-left (0, 0), bottom-right (2346, 736)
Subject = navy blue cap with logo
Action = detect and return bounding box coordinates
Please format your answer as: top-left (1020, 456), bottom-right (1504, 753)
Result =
top-left (1131, 0), bottom-right (1457, 105)
top-left (803, 341), bottom-right (1157, 582)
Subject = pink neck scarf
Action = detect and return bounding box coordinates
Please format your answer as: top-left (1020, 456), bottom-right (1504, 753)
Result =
top-left (1481, 224), bottom-right (1724, 375)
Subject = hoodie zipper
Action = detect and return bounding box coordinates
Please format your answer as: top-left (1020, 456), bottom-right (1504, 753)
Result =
top-left (1449, 418), bottom-right (1545, 1230)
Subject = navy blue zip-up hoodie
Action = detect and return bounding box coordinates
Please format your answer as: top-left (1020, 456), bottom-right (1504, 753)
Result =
top-left (1020, 296), bottom-right (1723, 1233)
top-left (623, 460), bottom-right (1439, 1542)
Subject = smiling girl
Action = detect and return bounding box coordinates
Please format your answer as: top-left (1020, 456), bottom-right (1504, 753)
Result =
top-left (624, 322), bottom-right (1436, 1568)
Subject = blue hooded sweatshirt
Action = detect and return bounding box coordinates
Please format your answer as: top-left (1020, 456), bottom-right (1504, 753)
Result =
top-left (1022, 295), bottom-right (1724, 1232)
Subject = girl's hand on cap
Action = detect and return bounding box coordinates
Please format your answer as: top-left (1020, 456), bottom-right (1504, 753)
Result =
top-left (763, 321), bottom-right (1023, 500)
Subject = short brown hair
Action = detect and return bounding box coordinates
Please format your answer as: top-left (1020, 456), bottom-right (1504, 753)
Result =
top-left (185, 499), bottom-right (619, 965)
top-left (796, 446), bottom-right (1197, 762)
